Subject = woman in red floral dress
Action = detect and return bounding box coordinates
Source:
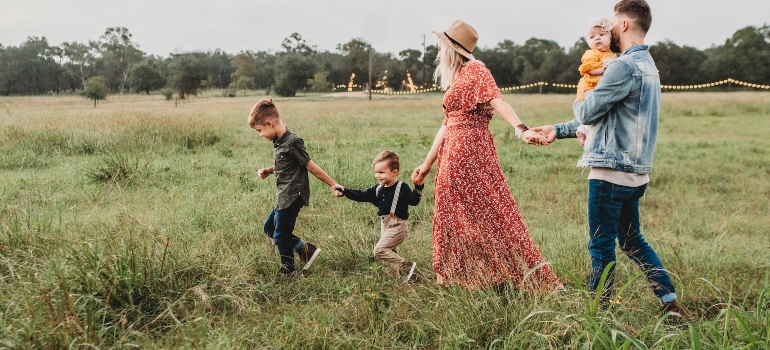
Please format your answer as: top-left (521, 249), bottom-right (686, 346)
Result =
top-left (412, 20), bottom-right (561, 291)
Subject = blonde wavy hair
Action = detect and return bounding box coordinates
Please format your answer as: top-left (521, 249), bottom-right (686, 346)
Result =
top-left (433, 41), bottom-right (472, 91)
top-left (586, 17), bottom-right (613, 40)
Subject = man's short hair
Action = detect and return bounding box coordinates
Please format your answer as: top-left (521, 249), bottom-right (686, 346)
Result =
top-left (614, 0), bottom-right (652, 34)
top-left (373, 150), bottom-right (400, 171)
top-left (248, 99), bottom-right (280, 127)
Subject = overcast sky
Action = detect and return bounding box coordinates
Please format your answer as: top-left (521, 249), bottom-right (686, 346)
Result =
top-left (2, 0), bottom-right (769, 57)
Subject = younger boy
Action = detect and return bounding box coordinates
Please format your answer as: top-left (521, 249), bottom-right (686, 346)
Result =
top-left (249, 99), bottom-right (343, 276)
top-left (333, 151), bottom-right (424, 282)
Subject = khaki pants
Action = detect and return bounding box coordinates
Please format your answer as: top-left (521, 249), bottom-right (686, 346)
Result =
top-left (374, 215), bottom-right (408, 277)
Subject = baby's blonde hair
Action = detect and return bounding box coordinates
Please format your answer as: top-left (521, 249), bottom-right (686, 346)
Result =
top-left (586, 17), bottom-right (613, 39)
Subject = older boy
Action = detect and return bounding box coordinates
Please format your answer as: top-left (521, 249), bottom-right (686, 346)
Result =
top-left (334, 151), bottom-right (424, 282)
top-left (249, 99), bottom-right (342, 276)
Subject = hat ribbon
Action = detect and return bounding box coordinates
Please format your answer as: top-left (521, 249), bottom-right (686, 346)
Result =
top-left (444, 31), bottom-right (473, 55)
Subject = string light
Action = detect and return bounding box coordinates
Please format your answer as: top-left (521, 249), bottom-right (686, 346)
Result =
top-left (364, 76), bottom-right (770, 94)
top-left (659, 78), bottom-right (769, 90)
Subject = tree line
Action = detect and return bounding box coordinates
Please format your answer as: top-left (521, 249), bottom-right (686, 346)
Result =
top-left (1, 25), bottom-right (768, 98)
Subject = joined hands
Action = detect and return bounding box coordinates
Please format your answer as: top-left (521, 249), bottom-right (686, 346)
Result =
top-left (331, 185), bottom-right (344, 197)
top-left (522, 129), bottom-right (551, 146)
top-left (530, 125), bottom-right (557, 144)
top-left (411, 163), bottom-right (430, 186)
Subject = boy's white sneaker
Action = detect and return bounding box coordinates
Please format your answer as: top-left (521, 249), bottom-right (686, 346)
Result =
top-left (403, 261), bottom-right (417, 282)
top-left (299, 242), bottom-right (321, 271)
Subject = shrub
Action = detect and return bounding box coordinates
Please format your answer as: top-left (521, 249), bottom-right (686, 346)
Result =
top-left (86, 153), bottom-right (149, 184)
top-left (160, 88), bottom-right (175, 101)
top-left (83, 76), bottom-right (109, 107)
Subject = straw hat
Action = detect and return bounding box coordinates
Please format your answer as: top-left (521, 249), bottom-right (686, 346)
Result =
top-left (432, 20), bottom-right (478, 60)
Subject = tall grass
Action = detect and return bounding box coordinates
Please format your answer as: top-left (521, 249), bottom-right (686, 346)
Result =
top-left (0, 92), bottom-right (768, 348)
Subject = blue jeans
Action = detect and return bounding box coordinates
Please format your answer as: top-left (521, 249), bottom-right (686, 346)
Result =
top-left (263, 197), bottom-right (306, 273)
top-left (588, 180), bottom-right (676, 304)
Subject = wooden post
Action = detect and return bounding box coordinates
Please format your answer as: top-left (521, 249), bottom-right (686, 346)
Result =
top-left (368, 43), bottom-right (373, 101)
top-left (422, 34), bottom-right (426, 87)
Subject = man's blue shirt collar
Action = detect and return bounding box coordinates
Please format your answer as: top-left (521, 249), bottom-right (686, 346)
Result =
top-left (622, 44), bottom-right (649, 56)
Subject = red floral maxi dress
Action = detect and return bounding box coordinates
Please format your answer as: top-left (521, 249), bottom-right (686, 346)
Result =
top-left (432, 61), bottom-right (560, 290)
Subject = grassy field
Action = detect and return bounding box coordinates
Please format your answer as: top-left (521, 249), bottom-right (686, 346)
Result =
top-left (0, 91), bottom-right (768, 349)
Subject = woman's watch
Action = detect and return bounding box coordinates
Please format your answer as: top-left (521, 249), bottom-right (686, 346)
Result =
top-left (515, 124), bottom-right (530, 139)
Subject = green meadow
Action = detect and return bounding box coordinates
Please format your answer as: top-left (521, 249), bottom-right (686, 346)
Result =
top-left (1, 91), bottom-right (768, 349)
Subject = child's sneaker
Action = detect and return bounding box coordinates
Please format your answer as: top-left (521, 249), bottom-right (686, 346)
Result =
top-left (279, 264), bottom-right (297, 278)
top-left (298, 242), bottom-right (321, 270)
top-left (402, 261), bottom-right (417, 282)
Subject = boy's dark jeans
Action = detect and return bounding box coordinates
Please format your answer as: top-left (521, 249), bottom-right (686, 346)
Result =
top-left (263, 198), bottom-right (305, 273)
top-left (587, 180), bottom-right (677, 304)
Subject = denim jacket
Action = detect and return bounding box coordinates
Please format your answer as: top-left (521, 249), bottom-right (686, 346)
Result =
top-left (556, 45), bottom-right (659, 174)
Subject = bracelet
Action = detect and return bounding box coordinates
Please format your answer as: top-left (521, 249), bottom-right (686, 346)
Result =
top-left (514, 124), bottom-right (530, 139)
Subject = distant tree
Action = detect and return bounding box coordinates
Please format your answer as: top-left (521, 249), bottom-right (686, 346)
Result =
top-left (273, 33), bottom-right (317, 96)
top-left (130, 57), bottom-right (166, 94)
top-left (169, 54), bottom-right (208, 99)
top-left (399, 49), bottom-right (422, 84)
top-left (0, 37), bottom-right (63, 95)
top-left (315, 51), bottom-right (348, 89)
top-left (273, 53), bottom-right (316, 96)
top-left (337, 38), bottom-right (370, 87)
top-left (307, 72), bottom-right (331, 93)
top-left (83, 76), bottom-right (109, 107)
top-left (650, 40), bottom-right (707, 85)
top-left (475, 40), bottom-right (523, 88)
top-left (230, 52), bottom-right (257, 90)
top-left (61, 41), bottom-right (100, 89)
top-left (558, 39), bottom-right (590, 85)
top-left (377, 53), bottom-right (406, 90)
top-left (253, 50), bottom-right (276, 89)
top-left (518, 38), bottom-right (565, 85)
top-left (99, 27), bottom-right (143, 93)
top-left (281, 33), bottom-right (316, 56)
top-left (536, 48), bottom-right (572, 91)
top-left (203, 50), bottom-right (233, 89)
top-left (47, 45), bottom-right (69, 93)
top-left (714, 25), bottom-right (770, 83)
top-left (423, 44), bottom-right (439, 86)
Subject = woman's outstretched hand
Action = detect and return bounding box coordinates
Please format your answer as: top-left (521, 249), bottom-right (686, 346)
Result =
top-left (412, 163), bottom-right (432, 185)
top-left (522, 129), bottom-right (550, 146)
top-left (531, 125), bottom-right (557, 144)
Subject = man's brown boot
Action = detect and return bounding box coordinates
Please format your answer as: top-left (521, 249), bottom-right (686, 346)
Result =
top-left (660, 300), bottom-right (694, 321)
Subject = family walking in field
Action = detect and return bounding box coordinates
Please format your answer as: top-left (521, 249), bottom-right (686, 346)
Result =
top-left (248, 0), bottom-right (690, 319)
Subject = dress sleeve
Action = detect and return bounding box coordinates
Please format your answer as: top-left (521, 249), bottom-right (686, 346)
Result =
top-left (578, 49), bottom-right (604, 75)
top-left (470, 62), bottom-right (502, 105)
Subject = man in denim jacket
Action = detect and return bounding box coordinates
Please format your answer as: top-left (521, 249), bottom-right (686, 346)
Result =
top-left (535, 0), bottom-right (691, 318)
